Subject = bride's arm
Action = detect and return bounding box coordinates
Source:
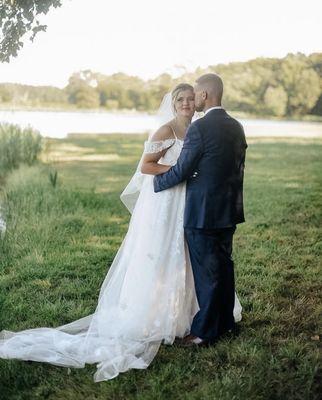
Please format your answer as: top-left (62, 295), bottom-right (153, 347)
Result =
top-left (141, 152), bottom-right (172, 175)
top-left (140, 125), bottom-right (174, 175)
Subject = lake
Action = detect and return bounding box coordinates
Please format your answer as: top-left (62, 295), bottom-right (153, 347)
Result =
top-left (0, 110), bottom-right (321, 139)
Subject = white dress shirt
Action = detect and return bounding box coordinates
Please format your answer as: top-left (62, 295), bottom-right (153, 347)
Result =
top-left (204, 106), bottom-right (223, 115)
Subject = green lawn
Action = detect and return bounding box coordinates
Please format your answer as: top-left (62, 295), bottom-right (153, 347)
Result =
top-left (0, 134), bottom-right (321, 400)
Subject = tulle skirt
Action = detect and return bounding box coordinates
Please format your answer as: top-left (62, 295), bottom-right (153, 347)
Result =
top-left (0, 174), bottom-right (242, 381)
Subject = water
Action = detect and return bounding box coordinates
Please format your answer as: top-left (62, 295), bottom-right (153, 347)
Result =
top-left (0, 109), bottom-right (321, 139)
top-left (0, 110), bottom-right (157, 138)
top-left (0, 207), bottom-right (6, 239)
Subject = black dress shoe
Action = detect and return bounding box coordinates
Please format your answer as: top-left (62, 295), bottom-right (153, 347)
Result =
top-left (174, 334), bottom-right (198, 345)
top-left (226, 325), bottom-right (241, 337)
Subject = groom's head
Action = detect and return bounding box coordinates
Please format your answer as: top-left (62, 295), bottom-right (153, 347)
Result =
top-left (194, 73), bottom-right (223, 112)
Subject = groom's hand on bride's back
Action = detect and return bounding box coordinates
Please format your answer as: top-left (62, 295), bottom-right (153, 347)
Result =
top-left (153, 123), bottom-right (204, 193)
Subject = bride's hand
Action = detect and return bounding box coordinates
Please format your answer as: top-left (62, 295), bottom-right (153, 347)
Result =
top-left (154, 165), bottom-right (171, 175)
top-left (161, 165), bottom-right (171, 174)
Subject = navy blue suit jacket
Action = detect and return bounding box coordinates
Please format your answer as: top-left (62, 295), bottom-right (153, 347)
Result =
top-left (153, 109), bottom-right (247, 229)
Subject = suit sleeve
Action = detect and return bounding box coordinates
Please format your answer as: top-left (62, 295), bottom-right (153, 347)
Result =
top-left (153, 123), bottom-right (203, 193)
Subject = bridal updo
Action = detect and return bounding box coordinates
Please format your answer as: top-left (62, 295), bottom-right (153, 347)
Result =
top-left (171, 83), bottom-right (194, 114)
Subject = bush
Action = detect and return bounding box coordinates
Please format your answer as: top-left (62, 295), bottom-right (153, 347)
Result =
top-left (0, 123), bottom-right (42, 175)
top-left (264, 86), bottom-right (288, 117)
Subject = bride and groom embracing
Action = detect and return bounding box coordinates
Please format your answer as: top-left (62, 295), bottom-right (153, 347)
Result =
top-left (0, 73), bottom-right (247, 382)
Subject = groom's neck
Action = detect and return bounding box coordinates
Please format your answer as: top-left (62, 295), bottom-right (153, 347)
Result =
top-left (204, 101), bottom-right (222, 113)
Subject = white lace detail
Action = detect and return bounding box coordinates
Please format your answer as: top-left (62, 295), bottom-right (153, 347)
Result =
top-left (144, 139), bottom-right (175, 154)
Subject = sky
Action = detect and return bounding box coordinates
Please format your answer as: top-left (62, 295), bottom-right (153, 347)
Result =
top-left (0, 0), bottom-right (321, 88)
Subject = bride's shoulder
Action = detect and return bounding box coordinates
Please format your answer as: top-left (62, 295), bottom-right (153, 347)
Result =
top-left (144, 124), bottom-right (176, 154)
top-left (149, 124), bottom-right (175, 142)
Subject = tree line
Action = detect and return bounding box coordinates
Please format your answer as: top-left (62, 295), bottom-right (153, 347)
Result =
top-left (0, 53), bottom-right (321, 117)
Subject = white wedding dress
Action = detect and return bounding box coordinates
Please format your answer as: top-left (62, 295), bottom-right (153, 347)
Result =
top-left (0, 136), bottom-right (242, 382)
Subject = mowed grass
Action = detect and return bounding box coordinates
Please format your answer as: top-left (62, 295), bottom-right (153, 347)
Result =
top-left (0, 133), bottom-right (321, 400)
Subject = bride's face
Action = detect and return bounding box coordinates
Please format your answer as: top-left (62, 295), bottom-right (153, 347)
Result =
top-left (174, 90), bottom-right (195, 118)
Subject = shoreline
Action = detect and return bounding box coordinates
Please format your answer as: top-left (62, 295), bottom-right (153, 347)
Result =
top-left (0, 106), bottom-right (321, 123)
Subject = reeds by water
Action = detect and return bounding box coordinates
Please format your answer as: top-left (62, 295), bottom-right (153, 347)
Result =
top-left (0, 123), bottom-right (42, 175)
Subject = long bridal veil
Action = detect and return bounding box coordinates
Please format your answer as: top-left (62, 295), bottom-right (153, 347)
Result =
top-left (120, 92), bottom-right (175, 213)
top-left (0, 93), bottom-right (199, 382)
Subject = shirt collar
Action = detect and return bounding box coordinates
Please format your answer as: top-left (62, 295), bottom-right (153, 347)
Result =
top-left (204, 106), bottom-right (224, 115)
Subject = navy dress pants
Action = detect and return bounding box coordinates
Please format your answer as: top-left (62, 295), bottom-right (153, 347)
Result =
top-left (185, 226), bottom-right (236, 342)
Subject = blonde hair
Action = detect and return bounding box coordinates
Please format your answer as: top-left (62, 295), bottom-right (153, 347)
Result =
top-left (171, 83), bottom-right (194, 114)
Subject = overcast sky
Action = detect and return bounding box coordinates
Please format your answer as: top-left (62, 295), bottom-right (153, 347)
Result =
top-left (0, 0), bottom-right (321, 88)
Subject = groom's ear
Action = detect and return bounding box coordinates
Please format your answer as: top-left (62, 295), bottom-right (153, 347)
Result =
top-left (202, 90), bottom-right (208, 100)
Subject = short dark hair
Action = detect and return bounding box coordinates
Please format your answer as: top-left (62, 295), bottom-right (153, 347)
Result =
top-left (196, 73), bottom-right (223, 101)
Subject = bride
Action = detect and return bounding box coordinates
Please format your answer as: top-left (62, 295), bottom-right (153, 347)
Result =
top-left (0, 83), bottom-right (242, 382)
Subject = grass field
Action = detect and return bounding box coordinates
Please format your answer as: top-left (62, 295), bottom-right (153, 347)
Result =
top-left (0, 133), bottom-right (321, 400)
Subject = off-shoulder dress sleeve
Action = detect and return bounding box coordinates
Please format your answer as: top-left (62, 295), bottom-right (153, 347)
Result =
top-left (144, 138), bottom-right (175, 154)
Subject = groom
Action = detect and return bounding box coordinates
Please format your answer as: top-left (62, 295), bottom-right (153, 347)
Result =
top-left (154, 73), bottom-right (247, 346)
